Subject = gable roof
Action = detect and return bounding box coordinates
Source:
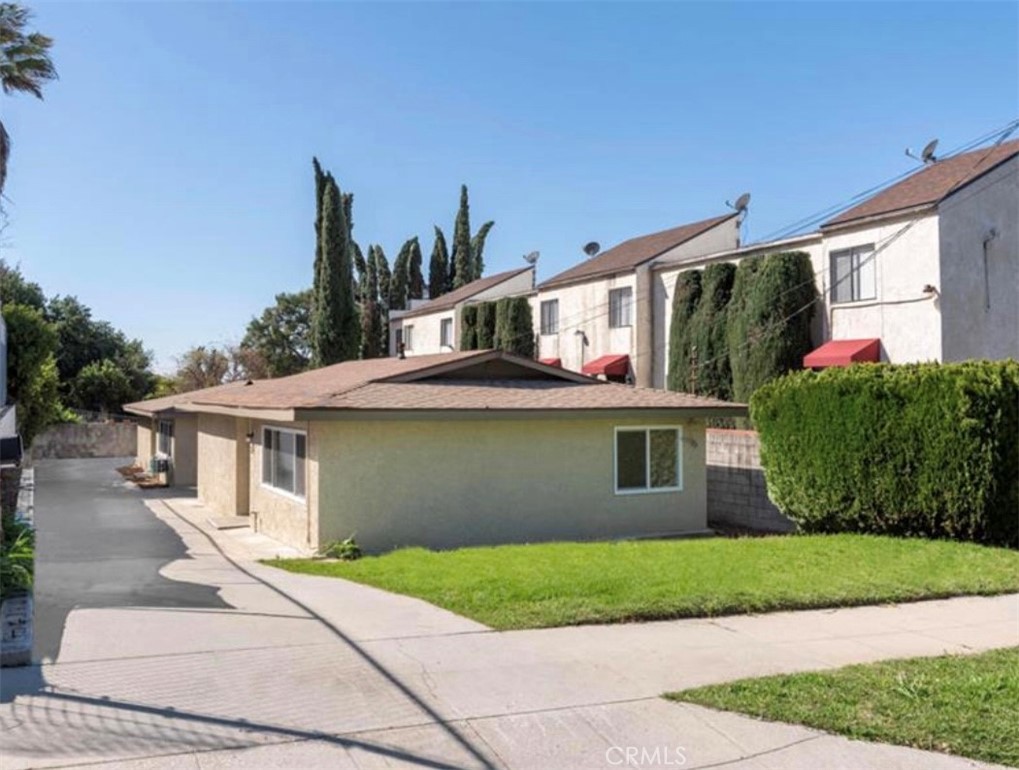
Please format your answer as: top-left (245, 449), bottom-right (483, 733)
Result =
top-left (539, 213), bottom-right (737, 289)
top-left (398, 267), bottom-right (532, 320)
top-left (123, 380), bottom-right (254, 417)
top-left (126, 350), bottom-right (744, 416)
top-left (823, 139), bottom-right (1019, 228)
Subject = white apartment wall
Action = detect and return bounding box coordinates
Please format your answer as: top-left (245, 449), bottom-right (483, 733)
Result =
top-left (535, 218), bottom-right (739, 381)
top-left (937, 156), bottom-right (1019, 362)
top-left (822, 213), bottom-right (942, 362)
top-left (651, 237), bottom-right (823, 390)
top-left (389, 309), bottom-right (455, 357)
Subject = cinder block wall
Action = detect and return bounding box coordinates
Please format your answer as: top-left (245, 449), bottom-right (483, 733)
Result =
top-left (30, 422), bottom-right (137, 460)
top-left (706, 429), bottom-right (795, 533)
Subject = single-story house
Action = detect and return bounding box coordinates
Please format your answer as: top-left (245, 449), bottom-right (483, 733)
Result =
top-left (125, 350), bottom-right (743, 553)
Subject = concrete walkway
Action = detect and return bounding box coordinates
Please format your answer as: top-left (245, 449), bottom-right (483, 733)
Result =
top-left (2, 472), bottom-right (1016, 769)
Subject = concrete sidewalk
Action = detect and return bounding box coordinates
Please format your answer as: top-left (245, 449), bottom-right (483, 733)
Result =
top-left (1, 489), bottom-right (1015, 769)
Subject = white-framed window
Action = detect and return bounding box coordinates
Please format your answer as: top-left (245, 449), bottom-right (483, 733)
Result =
top-left (830, 245), bottom-right (876, 304)
top-left (404, 325), bottom-right (414, 350)
top-left (262, 427), bottom-right (307, 499)
top-left (157, 420), bottom-right (173, 455)
top-left (540, 299), bottom-right (559, 335)
top-left (609, 287), bottom-right (633, 328)
top-left (440, 318), bottom-right (453, 348)
top-left (614, 426), bottom-right (682, 494)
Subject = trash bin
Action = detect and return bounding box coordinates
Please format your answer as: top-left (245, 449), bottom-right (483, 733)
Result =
top-left (154, 457), bottom-right (170, 486)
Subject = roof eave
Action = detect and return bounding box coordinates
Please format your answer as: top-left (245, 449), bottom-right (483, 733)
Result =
top-left (294, 405), bottom-right (748, 422)
top-left (820, 202), bottom-right (937, 232)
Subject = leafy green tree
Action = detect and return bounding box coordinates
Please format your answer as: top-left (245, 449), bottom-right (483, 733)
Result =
top-left (0, 259), bottom-right (45, 310)
top-left (2, 303), bottom-right (62, 446)
top-left (407, 237), bottom-right (424, 301)
top-left (172, 345), bottom-right (229, 392)
top-left (688, 262), bottom-right (736, 398)
top-left (666, 270), bottom-right (702, 393)
top-left (311, 174), bottom-right (358, 365)
top-left (0, 3), bottom-right (57, 199)
top-left (450, 185), bottom-right (473, 288)
top-left (72, 359), bottom-right (133, 414)
top-left (728, 251), bottom-right (817, 402)
top-left (428, 226), bottom-right (449, 299)
top-left (242, 290), bottom-right (312, 377)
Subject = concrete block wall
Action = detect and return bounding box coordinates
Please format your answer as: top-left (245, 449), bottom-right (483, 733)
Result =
top-left (30, 422), bottom-right (137, 460)
top-left (706, 429), bottom-right (796, 533)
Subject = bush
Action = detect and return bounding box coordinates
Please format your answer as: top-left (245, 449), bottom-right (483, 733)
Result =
top-left (1, 518), bottom-right (35, 600)
top-left (476, 301), bottom-right (496, 349)
top-left (728, 251), bottom-right (817, 402)
top-left (321, 535), bottom-right (362, 561)
top-left (459, 305), bottom-right (478, 351)
top-left (750, 361), bottom-right (1019, 547)
top-left (667, 270), bottom-right (702, 393)
top-left (688, 263), bottom-right (735, 399)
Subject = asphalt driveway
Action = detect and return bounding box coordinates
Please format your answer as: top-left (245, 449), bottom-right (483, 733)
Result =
top-left (31, 457), bottom-right (228, 661)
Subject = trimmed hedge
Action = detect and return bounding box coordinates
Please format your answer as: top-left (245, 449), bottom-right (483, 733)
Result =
top-left (460, 298), bottom-right (533, 357)
top-left (476, 301), bottom-right (496, 349)
top-left (459, 305), bottom-right (478, 351)
top-left (667, 270), bottom-right (702, 392)
top-left (750, 361), bottom-right (1019, 547)
top-left (689, 263), bottom-right (735, 399)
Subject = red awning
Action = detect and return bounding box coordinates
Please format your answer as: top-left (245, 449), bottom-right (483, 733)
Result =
top-left (582, 354), bottom-right (630, 377)
top-left (538, 357), bottom-right (562, 367)
top-left (803, 338), bottom-right (881, 368)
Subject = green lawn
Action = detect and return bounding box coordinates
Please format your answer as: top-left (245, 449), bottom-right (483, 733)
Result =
top-left (264, 534), bottom-right (1019, 629)
top-left (666, 648), bottom-right (1019, 767)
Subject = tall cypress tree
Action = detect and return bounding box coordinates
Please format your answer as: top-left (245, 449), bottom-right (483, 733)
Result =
top-left (407, 237), bottom-right (424, 300)
top-left (428, 226), bottom-right (449, 299)
top-left (450, 185), bottom-right (473, 288)
top-left (666, 270), bottom-right (702, 393)
top-left (360, 246), bottom-right (382, 359)
top-left (311, 174), bottom-right (359, 366)
top-left (689, 262), bottom-right (736, 399)
top-left (390, 239), bottom-right (412, 311)
top-left (312, 157), bottom-right (327, 292)
top-left (352, 241), bottom-right (367, 303)
top-left (374, 245), bottom-right (392, 355)
top-left (471, 220), bottom-right (494, 279)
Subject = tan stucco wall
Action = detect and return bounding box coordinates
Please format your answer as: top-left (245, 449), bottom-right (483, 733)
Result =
top-left (197, 413), bottom-right (249, 516)
top-left (247, 419), bottom-right (317, 550)
top-left (171, 414), bottom-right (198, 486)
top-left (315, 414), bottom-right (707, 553)
top-left (136, 419), bottom-right (154, 469)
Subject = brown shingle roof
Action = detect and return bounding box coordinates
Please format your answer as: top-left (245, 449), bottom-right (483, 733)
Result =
top-left (539, 213), bottom-right (736, 289)
top-left (823, 139), bottom-right (1019, 228)
top-left (320, 379), bottom-right (741, 412)
top-left (123, 381), bottom-right (254, 416)
top-left (398, 267), bottom-right (532, 320)
top-left (159, 350), bottom-right (743, 415)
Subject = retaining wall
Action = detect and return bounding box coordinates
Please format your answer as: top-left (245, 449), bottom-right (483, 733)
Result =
top-left (706, 429), bottom-right (796, 533)
top-left (30, 422), bottom-right (136, 460)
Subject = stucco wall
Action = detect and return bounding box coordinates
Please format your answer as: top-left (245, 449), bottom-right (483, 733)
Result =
top-left (247, 419), bottom-right (317, 550)
top-left (31, 422), bottom-right (136, 460)
top-left (170, 414), bottom-right (198, 486)
top-left (535, 219), bottom-right (739, 384)
top-left (314, 414), bottom-right (708, 553)
top-left (136, 420), bottom-right (154, 469)
top-left (938, 156), bottom-right (1019, 362)
top-left (196, 413), bottom-right (249, 516)
top-left (822, 214), bottom-right (942, 362)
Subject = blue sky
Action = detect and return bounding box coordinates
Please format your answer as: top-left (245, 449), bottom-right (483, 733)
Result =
top-left (4, 1), bottom-right (1017, 371)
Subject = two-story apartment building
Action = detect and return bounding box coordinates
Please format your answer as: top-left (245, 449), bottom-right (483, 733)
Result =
top-left (389, 267), bottom-right (534, 357)
top-left (532, 214), bottom-right (739, 386)
top-left (539, 138), bottom-right (1019, 389)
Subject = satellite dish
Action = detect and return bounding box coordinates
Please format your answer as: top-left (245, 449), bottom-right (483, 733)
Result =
top-left (906, 138), bottom-right (939, 165)
top-left (522, 251), bottom-right (540, 265)
top-left (583, 241), bottom-right (601, 257)
top-left (726, 192), bottom-right (751, 213)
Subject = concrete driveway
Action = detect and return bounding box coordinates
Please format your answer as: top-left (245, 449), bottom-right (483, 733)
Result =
top-left (1, 458), bottom-right (1015, 769)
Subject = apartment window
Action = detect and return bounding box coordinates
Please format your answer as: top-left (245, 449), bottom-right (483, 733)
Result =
top-left (404, 325), bottom-right (414, 350)
top-left (614, 427), bottom-right (682, 494)
top-left (157, 420), bottom-right (173, 455)
top-left (609, 287), bottom-right (633, 328)
top-left (540, 299), bottom-right (559, 335)
top-left (262, 427), bottom-right (306, 498)
top-left (440, 318), bottom-right (453, 348)
top-left (830, 245), bottom-right (876, 304)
